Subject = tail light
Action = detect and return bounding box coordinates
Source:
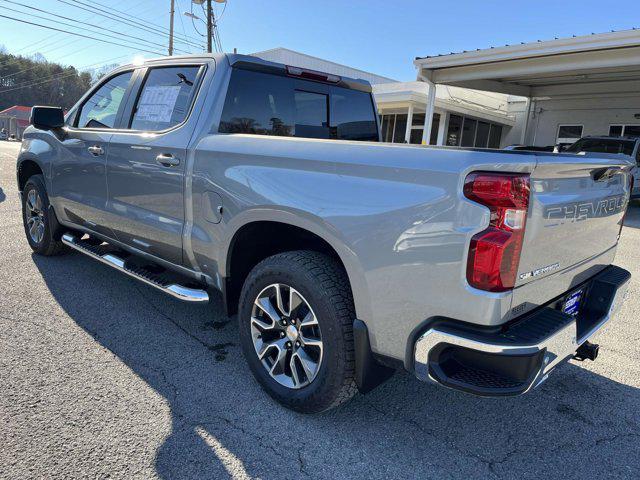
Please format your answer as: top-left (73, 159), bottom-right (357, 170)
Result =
top-left (464, 172), bottom-right (531, 292)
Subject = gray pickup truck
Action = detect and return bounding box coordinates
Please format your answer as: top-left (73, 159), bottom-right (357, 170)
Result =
top-left (17, 53), bottom-right (633, 412)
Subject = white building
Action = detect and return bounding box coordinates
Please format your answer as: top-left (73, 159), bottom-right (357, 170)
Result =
top-left (414, 28), bottom-right (640, 149)
top-left (253, 47), bottom-right (515, 146)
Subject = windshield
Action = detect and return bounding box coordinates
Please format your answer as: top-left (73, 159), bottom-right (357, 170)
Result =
top-left (566, 138), bottom-right (635, 156)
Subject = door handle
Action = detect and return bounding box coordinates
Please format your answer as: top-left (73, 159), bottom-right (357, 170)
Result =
top-left (156, 153), bottom-right (180, 167)
top-left (88, 145), bottom-right (104, 156)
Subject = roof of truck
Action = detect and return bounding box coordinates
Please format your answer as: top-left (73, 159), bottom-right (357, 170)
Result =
top-left (118, 53), bottom-right (373, 92)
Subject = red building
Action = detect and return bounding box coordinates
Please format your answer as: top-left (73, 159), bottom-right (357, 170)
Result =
top-left (0, 105), bottom-right (31, 140)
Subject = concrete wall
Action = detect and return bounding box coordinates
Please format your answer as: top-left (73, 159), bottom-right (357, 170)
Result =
top-left (506, 94), bottom-right (640, 147)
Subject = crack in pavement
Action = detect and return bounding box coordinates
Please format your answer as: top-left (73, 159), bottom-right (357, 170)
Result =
top-left (133, 283), bottom-right (237, 357)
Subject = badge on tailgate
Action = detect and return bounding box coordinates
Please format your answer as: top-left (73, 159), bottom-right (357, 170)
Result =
top-left (562, 289), bottom-right (584, 316)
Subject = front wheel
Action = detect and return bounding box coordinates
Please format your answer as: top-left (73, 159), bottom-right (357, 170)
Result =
top-left (21, 174), bottom-right (66, 256)
top-left (238, 251), bottom-right (357, 413)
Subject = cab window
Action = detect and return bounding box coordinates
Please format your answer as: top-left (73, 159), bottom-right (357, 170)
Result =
top-left (130, 66), bottom-right (201, 132)
top-left (219, 68), bottom-right (379, 142)
top-left (76, 71), bottom-right (133, 129)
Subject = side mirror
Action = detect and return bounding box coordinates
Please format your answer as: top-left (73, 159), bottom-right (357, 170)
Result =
top-left (30, 106), bottom-right (64, 130)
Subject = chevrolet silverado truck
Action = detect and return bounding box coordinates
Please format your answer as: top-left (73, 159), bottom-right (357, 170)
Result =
top-left (17, 54), bottom-right (633, 412)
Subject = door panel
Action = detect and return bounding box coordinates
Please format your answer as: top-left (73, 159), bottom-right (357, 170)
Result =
top-left (52, 70), bottom-right (134, 236)
top-left (52, 130), bottom-right (113, 235)
top-left (105, 65), bottom-right (203, 265)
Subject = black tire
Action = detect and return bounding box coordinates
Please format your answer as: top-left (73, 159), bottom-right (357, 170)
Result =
top-left (21, 174), bottom-right (66, 256)
top-left (238, 250), bottom-right (358, 413)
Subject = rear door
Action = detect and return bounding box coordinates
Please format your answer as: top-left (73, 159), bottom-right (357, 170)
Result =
top-left (516, 153), bottom-right (633, 287)
top-left (105, 64), bottom-right (205, 265)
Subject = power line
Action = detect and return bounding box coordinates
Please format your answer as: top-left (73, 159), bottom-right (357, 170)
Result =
top-left (176, 0), bottom-right (192, 54)
top-left (0, 0), bottom-right (149, 75)
top-left (7, 0), bottom-right (152, 63)
top-left (0, 54), bottom-right (129, 95)
top-left (89, 0), bottom-right (204, 46)
top-left (0, 13), bottom-right (165, 56)
top-left (57, 0), bottom-right (203, 49)
top-left (0, 1), bottom-right (191, 55)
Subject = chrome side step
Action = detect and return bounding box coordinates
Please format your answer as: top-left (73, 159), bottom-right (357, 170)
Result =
top-left (61, 233), bottom-right (209, 303)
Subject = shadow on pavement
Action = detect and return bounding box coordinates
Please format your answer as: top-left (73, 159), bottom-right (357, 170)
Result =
top-left (0, 187), bottom-right (5, 203)
top-left (623, 202), bottom-right (640, 229)
top-left (33, 252), bottom-right (640, 479)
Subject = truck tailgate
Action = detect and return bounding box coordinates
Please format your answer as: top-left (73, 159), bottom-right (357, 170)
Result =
top-left (515, 153), bottom-right (633, 288)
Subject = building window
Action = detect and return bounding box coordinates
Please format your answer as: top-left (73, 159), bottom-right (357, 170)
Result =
top-left (445, 114), bottom-right (503, 148)
top-left (556, 125), bottom-right (583, 145)
top-left (446, 114), bottom-right (463, 146)
top-left (488, 124), bottom-right (502, 148)
top-left (393, 114), bottom-right (408, 143)
top-left (381, 114), bottom-right (395, 142)
top-left (610, 125), bottom-right (640, 138)
top-left (429, 113), bottom-right (440, 145)
top-left (381, 112), bottom-right (437, 144)
top-left (609, 125), bottom-right (623, 137)
top-left (475, 121), bottom-right (490, 148)
top-left (461, 118), bottom-right (477, 147)
top-left (412, 113), bottom-right (425, 127)
top-left (409, 129), bottom-right (422, 144)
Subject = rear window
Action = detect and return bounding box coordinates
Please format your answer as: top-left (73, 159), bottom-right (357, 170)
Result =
top-left (219, 68), bottom-right (378, 141)
top-left (566, 138), bottom-right (635, 156)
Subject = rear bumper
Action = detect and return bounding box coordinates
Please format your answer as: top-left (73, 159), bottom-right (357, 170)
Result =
top-left (413, 265), bottom-right (630, 396)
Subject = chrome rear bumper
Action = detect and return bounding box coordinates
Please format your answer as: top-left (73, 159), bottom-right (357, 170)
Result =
top-left (414, 265), bottom-right (630, 396)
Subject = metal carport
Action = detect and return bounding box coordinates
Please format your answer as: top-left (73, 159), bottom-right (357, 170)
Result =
top-left (414, 29), bottom-right (640, 147)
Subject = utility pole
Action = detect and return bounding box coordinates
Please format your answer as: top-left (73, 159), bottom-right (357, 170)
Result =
top-left (206, 0), bottom-right (213, 53)
top-left (168, 0), bottom-right (175, 55)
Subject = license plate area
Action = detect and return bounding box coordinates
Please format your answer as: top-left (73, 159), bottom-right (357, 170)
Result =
top-left (560, 288), bottom-right (584, 317)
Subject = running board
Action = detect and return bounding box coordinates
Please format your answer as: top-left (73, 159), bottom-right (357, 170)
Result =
top-left (61, 233), bottom-right (209, 303)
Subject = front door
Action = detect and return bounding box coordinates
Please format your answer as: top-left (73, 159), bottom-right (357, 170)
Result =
top-left (52, 70), bottom-right (135, 236)
top-left (105, 65), bottom-right (203, 265)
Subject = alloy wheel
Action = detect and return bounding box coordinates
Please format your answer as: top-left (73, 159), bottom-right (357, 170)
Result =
top-left (25, 189), bottom-right (45, 245)
top-left (250, 283), bottom-right (323, 389)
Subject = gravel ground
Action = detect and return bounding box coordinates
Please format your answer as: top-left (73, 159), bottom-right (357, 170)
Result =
top-left (1, 141), bottom-right (639, 479)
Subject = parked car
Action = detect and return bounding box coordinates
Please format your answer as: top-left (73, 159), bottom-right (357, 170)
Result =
top-left (503, 144), bottom-right (554, 152)
top-left (0, 130), bottom-right (7, 141)
top-left (17, 54), bottom-right (633, 412)
top-left (564, 136), bottom-right (640, 198)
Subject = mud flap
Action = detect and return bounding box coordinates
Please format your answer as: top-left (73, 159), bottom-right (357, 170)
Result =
top-left (353, 319), bottom-right (396, 393)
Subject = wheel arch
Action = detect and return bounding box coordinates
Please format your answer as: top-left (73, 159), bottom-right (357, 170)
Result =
top-left (221, 211), bottom-right (372, 323)
top-left (16, 156), bottom-right (45, 193)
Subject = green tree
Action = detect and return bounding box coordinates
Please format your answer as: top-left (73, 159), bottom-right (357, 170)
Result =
top-left (0, 52), bottom-right (93, 110)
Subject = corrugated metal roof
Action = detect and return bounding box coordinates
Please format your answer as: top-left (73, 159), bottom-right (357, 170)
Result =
top-left (415, 27), bottom-right (640, 60)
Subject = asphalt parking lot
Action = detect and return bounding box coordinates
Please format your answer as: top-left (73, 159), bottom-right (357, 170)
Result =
top-left (1, 140), bottom-right (640, 479)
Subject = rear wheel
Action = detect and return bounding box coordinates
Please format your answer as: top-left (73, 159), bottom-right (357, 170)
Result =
top-left (238, 251), bottom-right (357, 413)
top-left (21, 174), bottom-right (66, 256)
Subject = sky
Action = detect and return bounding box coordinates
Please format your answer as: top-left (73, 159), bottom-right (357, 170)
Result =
top-left (0, 0), bottom-right (638, 80)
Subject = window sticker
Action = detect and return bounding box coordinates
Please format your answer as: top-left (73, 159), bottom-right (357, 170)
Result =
top-left (135, 85), bottom-right (181, 124)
